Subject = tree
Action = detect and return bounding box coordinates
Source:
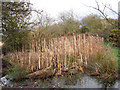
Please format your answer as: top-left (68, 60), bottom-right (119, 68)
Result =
top-left (80, 26), bottom-right (89, 33)
top-left (81, 14), bottom-right (103, 32)
top-left (109, 29), bottom-right (120, 46)
top-left (84, 0), bottom-right (118, 28)
top-left (36, 11), bottom-right (53, 29)
top-left (59, 11), bottom-right (80, 34)
top-left (86, 0), bottom-right (120, 46)
top-left (2, 1), bottom-right (32, 54)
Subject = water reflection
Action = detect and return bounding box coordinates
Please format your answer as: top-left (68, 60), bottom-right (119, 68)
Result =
top-left (38, 73), bottom-right (119, 88)
top-left (79, 75), bottom-right (102, 88)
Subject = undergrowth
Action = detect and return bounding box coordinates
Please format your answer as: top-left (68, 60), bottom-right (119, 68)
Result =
top-left (87, 42), bottom-right (119, 80)
top-left (104, 42), bottom-right (120, 74)
top-left (8, 64), bottom-right (29, 81)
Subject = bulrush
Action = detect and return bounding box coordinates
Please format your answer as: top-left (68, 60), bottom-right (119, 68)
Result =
top-left (5, 33), bottom-right (105, 76)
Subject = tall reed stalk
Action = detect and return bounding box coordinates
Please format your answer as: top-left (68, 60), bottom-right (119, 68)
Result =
top-left (6, 33), bottom-right (110, 76)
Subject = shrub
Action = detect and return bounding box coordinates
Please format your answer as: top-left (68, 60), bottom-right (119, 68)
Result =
top-left (8, 64), bottom-right (29, 81)
top-left (80, 26), bottom-right (89, 33)
top-left (109, 29), bottom-right (120, 46)
top-left (88, 46), bottom-right (118, 79)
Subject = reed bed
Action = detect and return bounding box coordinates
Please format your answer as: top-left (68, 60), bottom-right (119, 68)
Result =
top-left (5, 33), bottom-right (105, 76)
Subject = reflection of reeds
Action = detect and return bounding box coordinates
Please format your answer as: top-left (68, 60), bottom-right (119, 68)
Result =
top-left (6, 33), bottom-right (105, 76)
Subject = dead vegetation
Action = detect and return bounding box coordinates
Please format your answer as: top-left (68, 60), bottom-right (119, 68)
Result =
top-left (5, 33), bottom-right (106, 77)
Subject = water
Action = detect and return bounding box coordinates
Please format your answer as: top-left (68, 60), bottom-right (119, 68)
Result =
top-left (0, 75), bottom-right (13, 87)
top-left (38, 74), bottom-right (120, 88)
top-left (2, 73), bottom-right (119, 88)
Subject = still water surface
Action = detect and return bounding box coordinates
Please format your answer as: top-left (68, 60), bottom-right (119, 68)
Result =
top-left (39, 74), bottom-right (119, 89)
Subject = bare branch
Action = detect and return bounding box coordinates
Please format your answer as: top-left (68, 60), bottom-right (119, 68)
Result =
top-left (83, 0), bottom-right (118, 27)
top-left (102, 3), bottom-right (107, 13)
top-left (95, 0), bottom-right (99, 10)
top-left (106, 6), bottom-right (118, 15)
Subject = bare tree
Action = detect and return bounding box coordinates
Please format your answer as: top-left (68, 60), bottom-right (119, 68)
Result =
top-left (83, 0), bottom-right (119, 28)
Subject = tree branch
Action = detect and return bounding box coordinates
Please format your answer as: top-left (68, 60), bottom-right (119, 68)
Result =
top-left (83, 0), bottom-right (118, 27)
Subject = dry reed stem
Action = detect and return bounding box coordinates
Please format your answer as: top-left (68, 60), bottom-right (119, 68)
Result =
top-left (38, 54), bottom-right (41, 69)
top-left (5, 33), bottom-right (105, 74)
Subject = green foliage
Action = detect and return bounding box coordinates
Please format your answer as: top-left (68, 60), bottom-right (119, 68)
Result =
top-left (59, 11), bottom-right (80, 33)
top-left (8, 64), bottom-right (29, 81)
top-left (2, 57), bottom-right (9, 63)
top-left (109, 29), bottom-right (120, 46)
top-left (80, 14), bottom-right (117, 42)
top-left (81, 14), bottom-right (103, 32)
top-left (2, 2), bottom-right (32, 54)
top-left (32, 11), bottom-right (81, 40)
top-left (80, 26), bottom-right (89, 33)
top-left (105, 42), bottom-right (120, 74)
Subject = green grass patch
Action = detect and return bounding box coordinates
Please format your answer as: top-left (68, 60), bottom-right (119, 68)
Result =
top-left (104, 42), bottom-right (120, 74)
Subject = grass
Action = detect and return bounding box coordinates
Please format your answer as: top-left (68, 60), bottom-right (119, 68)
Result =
top-left (87, 42), bottom-right (119, 81)
top-left (8, 64), bottom-right (29, 81)
top-left (104, 42), bottom-right (120, 74)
